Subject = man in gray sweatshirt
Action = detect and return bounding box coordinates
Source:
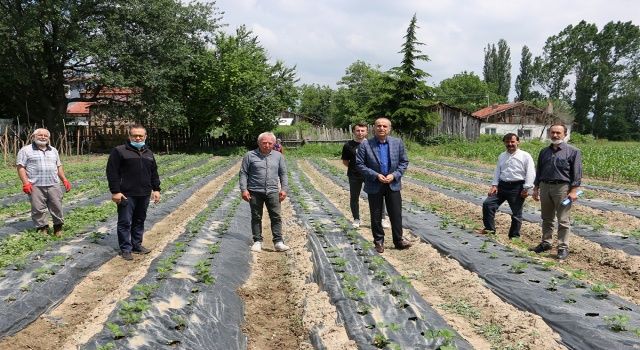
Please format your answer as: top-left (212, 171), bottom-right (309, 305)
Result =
top-left (239, 132), bottom-right (289, 252)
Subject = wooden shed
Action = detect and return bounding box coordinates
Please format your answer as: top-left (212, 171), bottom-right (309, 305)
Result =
top-left (423, 102), bottom-right (482, 140)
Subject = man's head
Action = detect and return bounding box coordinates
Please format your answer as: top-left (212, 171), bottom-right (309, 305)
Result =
top-left (548, 122), bottom-right (567, 145)
top-left (502, 133), bottom-right (520, 153)
top-left (128, 125), bottom-right (147, 146)
top-left (257, 132), bottom-right (276, 154)
top-left (32, 128), bottom-right (50, 148)
top-left (352, 122), bottom-right (368, 142)
top-left (374, 117), bottom-right (391, 141)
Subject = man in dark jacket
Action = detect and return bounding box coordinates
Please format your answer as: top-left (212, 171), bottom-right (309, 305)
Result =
top-left (106, 125), bottom-right (161, 260)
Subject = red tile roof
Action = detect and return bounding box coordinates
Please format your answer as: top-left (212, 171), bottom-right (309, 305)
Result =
top-left (472, 102), bottom-right (523, 119)
top-left (66, 102), bottom-right (95, 115)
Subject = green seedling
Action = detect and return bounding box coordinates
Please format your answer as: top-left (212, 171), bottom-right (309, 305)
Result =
top-left (590, 282), bottom-right (616, 299)
top-left (106, 322), bottom-right (125, 339)
top-left (424, 328), bottom-right (456, 347)
top-left (564, 293), bottom-right (577, 304)
top-left (13, 258), bottom-right (28, 271)
top-left (489, 252), bottom-right (498, 259)
top-left (542, 261), bottom-right (556, 271)
top-left (194, 259), bottom-right (215, 285)
top-left (20, 285), bottom-right (30, 292)
top-left (89, 231), bottom-right (106, 243)
top-left (440, 299), bottom-right (481, 320)
top-left (604, 314), bottom-right (630, 332)
top-left (479, 241), bottom-right (488, 253)
top-left (330, 257), bottom-right (348, 268)
top-left (133, 283), bottom-right (159, 300)
top-left (510, 262), bottom-right (528, 274)
top-left (208, 242), bottom-right (221, 255)
top-left (118, 300), bottom-right (151, 324)
top-left (50, 255), bottom-right (67, 266)
top-left (547, 277), bottom-right (558, 291)
top-left (570, 269), bottom-right (588, 280)
top-left (356, 302), bottom-right (372, 315)
top-left (4, 295), bottom-right (16, 302)
top-left (96, 343), bottom-right (116, 350)
top-left (34, 267), bottom-right (55, 282)
top-left (171, 314), bottom-right (187, 330)
top-left (372, 332), bottom-right (390, 348)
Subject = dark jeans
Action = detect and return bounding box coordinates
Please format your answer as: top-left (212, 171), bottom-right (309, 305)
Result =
top-left (348, 176), bottom-right (364, 220)
top-left (482, 181), bottom-right (525, 237)
top-left (117, 195), bottom-right (150, 252)
top-left (368, 184), bottom-right (403, 244)
top-left (249, 191), bottom-right (282, 243)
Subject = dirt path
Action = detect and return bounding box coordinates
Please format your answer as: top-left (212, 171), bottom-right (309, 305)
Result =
top-left (0, 163), bottom-right (241, 350)
top-left (239, 199), bottom-right (355, 350)
top-left (301, 160), bottom-right (566, 350)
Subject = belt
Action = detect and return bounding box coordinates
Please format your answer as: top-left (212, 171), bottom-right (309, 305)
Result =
top-left (542, 180), bottom-right (568, 184)
top-left (499, 180), bottom-right (525, 185)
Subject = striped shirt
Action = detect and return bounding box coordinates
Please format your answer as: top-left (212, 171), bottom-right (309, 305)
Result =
top-left (16, 143), bottom-right (62, 186)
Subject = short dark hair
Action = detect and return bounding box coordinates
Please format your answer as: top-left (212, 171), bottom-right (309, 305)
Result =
top-left (129, 124), bottom-right (146, 135)
top-left (550, 121), bottom-right (567, 134)
top-left (352, 122), bottom-right (368, 131)
top-left (503, 133), bottom-right (519, 142)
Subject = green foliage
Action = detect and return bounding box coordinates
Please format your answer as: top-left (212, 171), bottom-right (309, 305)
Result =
top-left (510, 262), bottom-right (528, 274)
top-left (604, 314), bottom-right (630, 332)
top-left (440, 299), bottom-right (481, 320)
top-left (96, 343), bottom-right (116, 350)
top-left (106, 322), bottom-right (125, 339)
top-left (34, 267), bottom-right (55, 282)
top-left (483, 39), bottom-right (511, 100)
top-left (194, 260), bottom-right (215, 285)
top-left (590, 282), bottom-right (616, 299)
top-left (372, 332), bottom-right (390, 348)
top-left (296, 84), bottom-right (336, 126)
top-left (515, 45), bottom-right (535, 101)
top-left (434, 71), bottom-right (501, 112)
top-left (119, 300), bottom-right (151, 324)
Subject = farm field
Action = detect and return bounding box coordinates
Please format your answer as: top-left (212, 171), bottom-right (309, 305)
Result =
top-left (0, 148), bottom-right (639, 349)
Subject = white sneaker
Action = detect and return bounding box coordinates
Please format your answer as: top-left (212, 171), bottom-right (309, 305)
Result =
top-left (251, 242), bottom-right (262, 252)
top-left (274, 241), bottom-right (290, 252)
top-left (353, 219), bottom-right (361, 228)
top-left (382, 218), bottom-right (391, 229)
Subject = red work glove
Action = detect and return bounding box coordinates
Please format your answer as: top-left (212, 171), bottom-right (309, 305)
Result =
top-left (22, 183), bottom-right (33, 194)
top-left (63, 179), bottom-right (72, 192)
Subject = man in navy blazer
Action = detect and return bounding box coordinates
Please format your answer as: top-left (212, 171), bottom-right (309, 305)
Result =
top-left (355, 117), bottom-right (412, 253)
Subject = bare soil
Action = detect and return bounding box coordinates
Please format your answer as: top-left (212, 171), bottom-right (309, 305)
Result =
top-left (303, 160), bottom-right (566, 349)
top-left (239, 199), bottom-right (355, 350)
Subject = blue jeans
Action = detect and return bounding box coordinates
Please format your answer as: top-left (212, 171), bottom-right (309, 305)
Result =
top-left (482, 181), bottom-right (525, 237)
top-left (249, 191), bottom-right (282, 243)
top-left (117, 195), bottom-right (150, 252)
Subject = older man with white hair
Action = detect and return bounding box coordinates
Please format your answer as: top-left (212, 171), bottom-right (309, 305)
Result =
top-left (239, 132), bottom-right (289, 252)
top-left (17, 128), bottom-right (72, 236)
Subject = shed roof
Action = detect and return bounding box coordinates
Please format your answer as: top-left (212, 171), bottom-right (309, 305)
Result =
top-left (472, 102), bottom-right (527, 119)
top-left (66, 102), bottom-right (95, 115)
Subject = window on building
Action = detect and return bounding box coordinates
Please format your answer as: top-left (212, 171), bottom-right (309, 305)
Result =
top-left (485, 128), bottom-right (497, 135)
top-left (518, 129), bottom-right (532, 139)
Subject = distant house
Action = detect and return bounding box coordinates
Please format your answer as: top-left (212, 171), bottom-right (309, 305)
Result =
top-left (472, 102), bottom-right (561, 140)
top-left (423, 102), bottom-right (482, 140)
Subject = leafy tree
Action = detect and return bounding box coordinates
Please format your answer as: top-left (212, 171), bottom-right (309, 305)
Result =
top-left (483, 39), bottom-right (511, 100)
top-left (368, 14), bottom-right (437, 135)
top-left (434, 71), bottom-right (502, 112)
top-left (296, 84), bottom-right (335, 125)
top-left (515, 46), bottom-right (534, 101)
top-left (332, 60), bottom-right (386, 127)
top-left (185, 26), bottom-right (297, 143)
top-left (0, 0), bottom-right (221, 132)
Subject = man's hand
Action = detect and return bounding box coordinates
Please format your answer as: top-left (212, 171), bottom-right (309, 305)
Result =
top-left (112, 193), bottom-right (126, 204)
top-left (63, 179), bottom-right (72, 192)
top-left (242, 190), bottom-right (251, 202)
top-left (488, 185), bottom-right (497, 196)
top-left (377, 174), bottom-right (387, 183)
top-left (22, 183), bottom-right (32, 194)
top-left (532, 187), bottom-right (540, 201)
top-left (152, 190), bottom-right (161, 204)
top-left (279, 191), bottom-right (287, 202)
top-left (384, 174), bottom-right (394, 183)
top-left (520, 189), bottom-right (529, 199)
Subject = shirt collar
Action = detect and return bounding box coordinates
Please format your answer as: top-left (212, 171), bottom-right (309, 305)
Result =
top-left (31, 142), bottom-right (52, 151)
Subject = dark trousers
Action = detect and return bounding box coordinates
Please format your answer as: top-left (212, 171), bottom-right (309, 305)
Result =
top-left (249, 191), bottom-right (282, 243)
top-left (117, 195), bottom-right (150, 252)
top-left (482, 182), bottom-right (525, 237)
top-left (348, 176), bottom-right (364, 220)
top-left (367, 184), bottom-right (403, 244)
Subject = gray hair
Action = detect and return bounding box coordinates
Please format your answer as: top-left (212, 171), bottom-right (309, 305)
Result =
top-left (257, 132), bottom-right (276, 143)
top-left (32, 128), bottom-right (50, 138)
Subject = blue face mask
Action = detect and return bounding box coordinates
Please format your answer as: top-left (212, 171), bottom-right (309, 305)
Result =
top-left (130, 141), bottom-right (145, 149)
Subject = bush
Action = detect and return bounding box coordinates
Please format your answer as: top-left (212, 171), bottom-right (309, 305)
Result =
top-left (569, 132), bottom-right (596, 144)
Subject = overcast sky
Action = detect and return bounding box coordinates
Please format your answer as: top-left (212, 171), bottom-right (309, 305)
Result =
top-left (215, 0), bottom-right (640, 96)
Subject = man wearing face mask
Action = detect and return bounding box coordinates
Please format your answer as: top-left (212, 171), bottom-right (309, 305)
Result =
top-left (530, 122), bottom-right (582, 260)
top-left (106, 125), bottom-right (161, 261)
top-left (17, 128), bottom-right (72, 236)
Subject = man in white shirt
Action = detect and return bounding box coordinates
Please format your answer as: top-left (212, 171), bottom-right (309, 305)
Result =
top-left (479, 133), bottom-right (535, 239)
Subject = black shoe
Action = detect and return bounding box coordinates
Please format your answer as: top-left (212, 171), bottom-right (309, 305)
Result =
top-left (529, 242), bottom-right (552, 253)
top-left (394, 239), bottom-right (412, 250)
top-left (37, 225), bottom-right (49, 234)
top-left (509, 235), bottom-right (520, 240)
top-left (121, 251), bottom-right (133, 260)
top-left (132, 246), bottom-right (151, 254)
top-left (374, 241), bottom-right (384, 254)
top-left (557, 247), bottom-right (569, 260)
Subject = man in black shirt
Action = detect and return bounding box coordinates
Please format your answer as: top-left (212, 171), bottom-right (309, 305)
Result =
top-left (341, 123), bottom-right (368, 227)
top-left (106, 125), bottom-right (161, 261)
